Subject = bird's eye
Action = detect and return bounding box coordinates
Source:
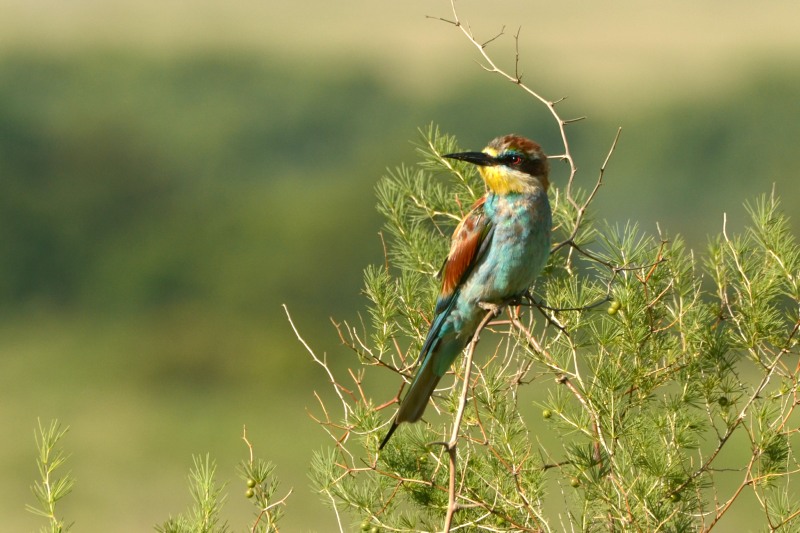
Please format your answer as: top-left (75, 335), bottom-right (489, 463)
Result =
top-left (507, 155), bottom-right (522, 166)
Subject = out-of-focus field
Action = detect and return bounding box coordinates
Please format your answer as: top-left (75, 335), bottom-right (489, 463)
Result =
top-left (3, 0), bottom-right (800, 106)
top-left (1, 1), bottom-right (799, 531)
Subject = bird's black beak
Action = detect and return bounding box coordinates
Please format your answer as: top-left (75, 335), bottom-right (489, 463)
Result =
top-left (443, 151), bottom-right (495, 166)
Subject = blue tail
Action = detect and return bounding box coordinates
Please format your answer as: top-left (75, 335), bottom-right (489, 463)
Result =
top-left (379, 309), bottom-right (466, 449)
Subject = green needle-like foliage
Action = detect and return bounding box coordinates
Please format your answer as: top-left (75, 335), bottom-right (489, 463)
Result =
top-left (156, 455), bottom-right (229, 533)
top-left (309, 125), bottom-right (800, 532)
top-left (237, 455), bottom-right (287, 532)
top-left (27, 420), bottom-right (75, 533)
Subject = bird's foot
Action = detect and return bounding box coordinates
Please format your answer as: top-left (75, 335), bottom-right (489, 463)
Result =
top-left (478, 301), bottom-right (504, 316)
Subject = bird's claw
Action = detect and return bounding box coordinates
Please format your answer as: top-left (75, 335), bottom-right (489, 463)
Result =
top-left (478, 301), bottom-right (504, 316)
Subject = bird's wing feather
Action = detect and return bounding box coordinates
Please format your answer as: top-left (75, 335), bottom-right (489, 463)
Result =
top-left (436, 196), bottom-right (492, 315)
top-left (389, 198), bottom-right (495, 433)
top-left (416, 197), bottom-right (494, 364)
top-left (419, 196), bottom-right (494, 366)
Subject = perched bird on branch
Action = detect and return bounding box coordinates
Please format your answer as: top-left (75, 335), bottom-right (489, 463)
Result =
top-left (380, 134), bottom-right (552, 449)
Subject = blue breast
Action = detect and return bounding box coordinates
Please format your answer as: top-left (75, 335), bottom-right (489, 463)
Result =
top-left (446, 189), bottom-right (551, 339)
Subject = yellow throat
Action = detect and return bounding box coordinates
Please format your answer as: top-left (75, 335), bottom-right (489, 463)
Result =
top-left (478, 147), bottom-right (548, 194)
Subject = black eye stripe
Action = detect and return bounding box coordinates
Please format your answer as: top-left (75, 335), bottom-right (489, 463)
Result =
top-left (498, 153), bottom-right (523, 165)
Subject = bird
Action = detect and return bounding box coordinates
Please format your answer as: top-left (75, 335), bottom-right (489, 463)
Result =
top-left (379, 134), bottom-right (552, 449)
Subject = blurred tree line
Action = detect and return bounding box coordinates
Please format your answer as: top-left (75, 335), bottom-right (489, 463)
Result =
top-left (1, 53), bottom-right (797, 322)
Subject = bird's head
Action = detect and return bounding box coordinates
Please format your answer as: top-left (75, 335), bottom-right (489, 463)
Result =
top-left (444, 134), bottom-right (549, 195)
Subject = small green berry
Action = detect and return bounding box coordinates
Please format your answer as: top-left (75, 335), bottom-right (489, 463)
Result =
top-left (495, 515), bottom-right (507, 526)
top-left (369, 527), bottom-right (380, 533)
top-left (246, 478), bottom-right (256, 488)
top-left (607, 301), bottom-right (621, 315)
top-left (245, 488), bottom-right (255, 498)
top-left (542, 409), bottom-right (552, 419)
top-left (669, 491), bottom-right (681, 502)
top-left (360, 520), bottom-right (371, 531)
top-left (570, 477), bottom-right (580, 488)
top-left (718, 396), bottom-right (729, 407)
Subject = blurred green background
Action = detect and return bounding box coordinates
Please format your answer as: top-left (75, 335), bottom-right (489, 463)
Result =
top-left (1, 1), bottom-right (799, 531)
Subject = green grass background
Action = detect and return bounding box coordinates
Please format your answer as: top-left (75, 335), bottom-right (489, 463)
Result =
top-left (1, 1), bottom-right (799, 531)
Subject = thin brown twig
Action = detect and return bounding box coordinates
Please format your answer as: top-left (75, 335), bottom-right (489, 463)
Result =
top-left (552, 126), bottom-right (622, 255)
top-left (441, 308), bottom-right (496, 532)
top-left (436, 0), bottom-right (578, 188)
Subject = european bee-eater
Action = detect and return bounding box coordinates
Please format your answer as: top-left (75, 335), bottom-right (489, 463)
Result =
top-left (380, 134), bottom-right (552, 449)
